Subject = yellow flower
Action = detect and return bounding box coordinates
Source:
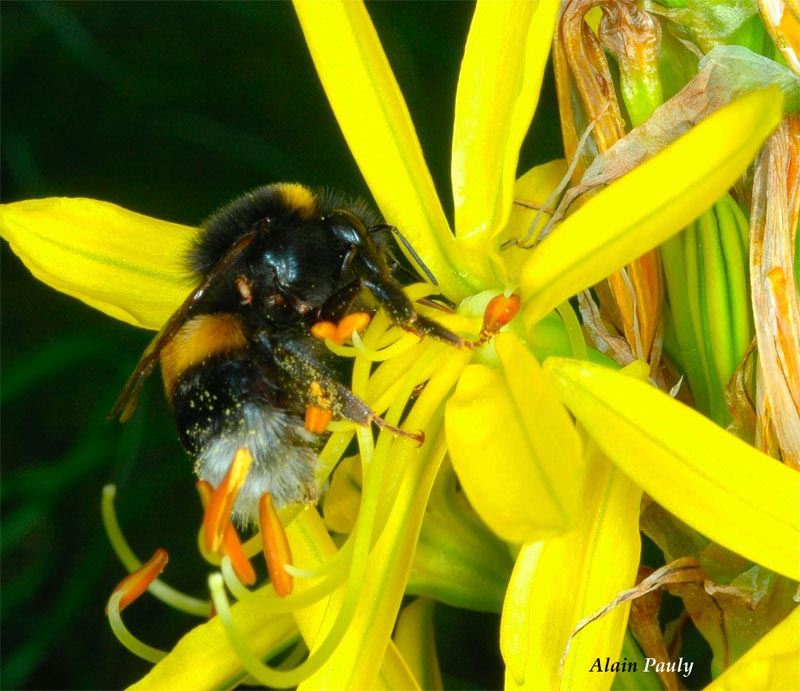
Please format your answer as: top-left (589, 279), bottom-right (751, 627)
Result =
top-left (2, 1), bottom-right (797, 689)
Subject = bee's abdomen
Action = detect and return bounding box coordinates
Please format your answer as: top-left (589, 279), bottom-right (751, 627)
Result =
top-left (170, 354), bottom-right (272, 455)
top-left (170, 353), bottom-right (319, 524)
top-left (160, 313), bottom-right (248, 396)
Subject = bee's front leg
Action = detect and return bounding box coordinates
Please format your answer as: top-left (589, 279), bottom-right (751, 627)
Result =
top-left (258, 331), bottom-right (423, 443)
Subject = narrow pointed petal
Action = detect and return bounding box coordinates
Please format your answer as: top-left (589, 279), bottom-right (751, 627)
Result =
top-left (1, 198), bottom-right (196, 329)
top-left (501, 442), bottom-right (642, 690)
top-left (544, 357), bottom-right (800, 581)
top-left (445, 333), bottom-right (583, 543)
top-left (521, 88), bottom-right (784, 327)
top-left (311, 430), bottom-right (445, 690)
top-left (130, 603), bottom-right (299, 691)
top-left (293, 0), bottom-right (472, 299)
top-left (452, 0), bottom-right (559, 242)
top-left (705, 607), bottom-right (800, 690)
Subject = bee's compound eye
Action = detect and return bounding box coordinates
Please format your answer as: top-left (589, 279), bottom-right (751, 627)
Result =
top-left (236, 275), bottom-right (253, 305)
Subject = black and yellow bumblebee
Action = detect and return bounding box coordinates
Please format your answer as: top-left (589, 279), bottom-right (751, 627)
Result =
top-left (110, 183), bottom-right (465, 524)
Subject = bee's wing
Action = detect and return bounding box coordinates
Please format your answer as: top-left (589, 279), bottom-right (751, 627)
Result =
top-left (109, 288), bottom-right (201, 421)
top-left (109, 230), bottom-right (259, 422)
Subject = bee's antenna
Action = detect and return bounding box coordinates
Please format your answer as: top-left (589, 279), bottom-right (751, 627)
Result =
top-left (370, 224), bottom-right (438, 287)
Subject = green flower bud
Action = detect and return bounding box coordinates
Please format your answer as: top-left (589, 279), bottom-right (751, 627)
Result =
top-left (662, 194), bottom-right (752, 425)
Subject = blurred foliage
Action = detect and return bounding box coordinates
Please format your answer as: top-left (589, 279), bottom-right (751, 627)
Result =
top-left (1, 2), bottom-right (560, 689)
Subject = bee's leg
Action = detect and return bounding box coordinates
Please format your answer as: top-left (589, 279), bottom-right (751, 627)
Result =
top-left (318, 279), bottom-right (362, 323)
top-left (318, 243), bottom-right (362, 323)
top-left (328, 212), bottom-right (466, 347)
top-left (363, 276), bottom-right (466, 347)
top-left (263, 333), bottom-right (424, 443)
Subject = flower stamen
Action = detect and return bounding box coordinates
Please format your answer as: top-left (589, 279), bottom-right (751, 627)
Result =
top-left (203, 448), bottom-right (253, 553)
top-left (108, 548), bottom-right (169, 613)
top-left (351, 329), bottom-right (420, 361)
top-left (196, 480), bottom-right (256, 586)
top-left (105, 553), bottom-right (169, 662)
top-left (479, 293), bottom-right (521, 343)
top-left (221, 555), bottom-right (256, 602)
top-left (259, 492), bottom-right (294, 597)
top-left (101, 485), bottom-right (211, 617)
top-left (107, 590), bottom-right (168, 664)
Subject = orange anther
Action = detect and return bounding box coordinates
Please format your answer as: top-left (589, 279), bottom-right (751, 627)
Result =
top-left (311, 321), bottom-right (338, 342)
top-left (305, 405), bottom-right (333, 434)
top-left (336, 312), bottom-right (371, 342)
top-left (196, 481), bottom-right (256, 585)
top-left (108, 548), bottom-right (168, 613)
top-left (220, 525), bottom-right (256, 586)
top-left (482, 293), bottom-right (521, 333)
top-left (258, 492), bottom-right (293, 597)
top-left (203, 448), bottom-right (254, 554)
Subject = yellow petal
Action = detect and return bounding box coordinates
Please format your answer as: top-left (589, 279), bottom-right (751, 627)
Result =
top-left (452, 0), bottom-right (560, 243)
top-left (501, 441), bottom-right (642, 690)
top-left (445, 333), bottom-right (584, 543)
top-left (294, 509), bottom-right (420, 691)
top-left (498, 160), bottom-right (568, 282)
top-left (520, 87), bottom-right (784, 327)
top-left (308, 349), bottom-right (471, 689)
top-left (544, 357), bottom-right (800, 581)
top-left (293, 0), bottom-right (473, 299)
top-left (130, 603), bottom-right (298, 690)
top-left (319, 430), bottom-right (439, 690)
top-left (705, 607), bottom-right (800, 691)
top-left (394, 598), bottom-right (444, 691)
top-left (1, 197), bottom-right (195, 330)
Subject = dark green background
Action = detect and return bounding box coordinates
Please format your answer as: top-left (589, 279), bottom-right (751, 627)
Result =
top-left (1, 2), bottom-right (560, 688)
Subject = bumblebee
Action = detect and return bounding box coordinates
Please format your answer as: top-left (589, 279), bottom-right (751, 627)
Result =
top-left (110, 183), bottom-right (464, 524)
